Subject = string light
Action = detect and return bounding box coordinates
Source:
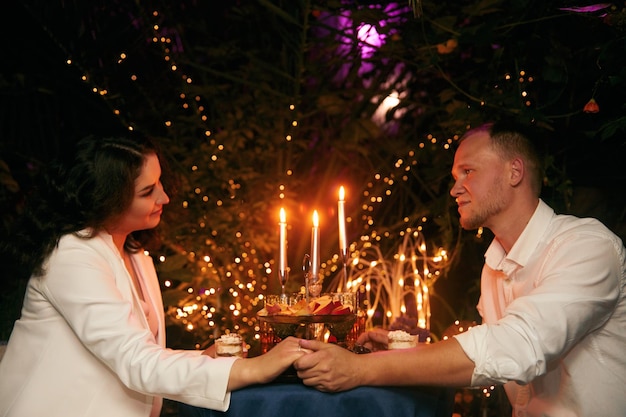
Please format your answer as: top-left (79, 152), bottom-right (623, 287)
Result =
top-left (55, 5), bottom-right (488, 350)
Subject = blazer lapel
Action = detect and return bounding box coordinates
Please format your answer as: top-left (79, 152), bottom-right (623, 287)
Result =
top-left (132, 252), bottom-right (166, 347)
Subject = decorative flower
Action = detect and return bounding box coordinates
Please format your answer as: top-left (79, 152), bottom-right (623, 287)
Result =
top-left (583, 98), bottom-right (600, 113)
top-left (436, 38), bottom-right (458, 54)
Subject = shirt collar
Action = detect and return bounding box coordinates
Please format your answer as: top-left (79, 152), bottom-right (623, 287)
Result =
top-left (484, 199), bottom-right (554, 273)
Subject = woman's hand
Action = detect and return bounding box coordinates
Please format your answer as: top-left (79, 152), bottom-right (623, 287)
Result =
top-left (226, 336), bottom-right (306, 390)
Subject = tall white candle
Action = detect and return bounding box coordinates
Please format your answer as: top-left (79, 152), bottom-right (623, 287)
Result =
top-left (279, 208), bottom-right (287, 274)
top-left (311, 210), bottom-right (320, 280)
top-left (338, 186), bottom-right (347, 253)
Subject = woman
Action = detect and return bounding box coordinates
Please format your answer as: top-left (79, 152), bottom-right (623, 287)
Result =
top-left (0, 134), bottom-right (304, 417)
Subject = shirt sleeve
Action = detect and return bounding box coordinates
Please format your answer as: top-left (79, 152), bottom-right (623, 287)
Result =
top-left (39, 235), bottom-right (236, 411)
top-left (455, 225), bottom-right (622, 386)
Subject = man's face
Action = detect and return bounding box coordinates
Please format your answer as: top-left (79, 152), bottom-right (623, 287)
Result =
top-left (449, 131), bottom-right (509, 230)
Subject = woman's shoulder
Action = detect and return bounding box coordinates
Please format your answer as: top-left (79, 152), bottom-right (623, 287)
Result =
top-left (37, 231), bottom-right (120, 284)
top-left (56, 230), bottom-right (118, 256)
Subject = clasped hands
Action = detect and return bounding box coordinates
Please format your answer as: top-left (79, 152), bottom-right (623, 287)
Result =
top-left (293, 328), bottom-right (390, 392)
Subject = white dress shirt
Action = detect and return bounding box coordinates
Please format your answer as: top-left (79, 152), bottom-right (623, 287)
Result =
top-left (0, 231), bottom-right (237, 417)
top-left (455, 200), bottom-right (626, 417)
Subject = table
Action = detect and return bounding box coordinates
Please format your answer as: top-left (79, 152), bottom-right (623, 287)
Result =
top-left (178, 382), bottom-right (454, 417)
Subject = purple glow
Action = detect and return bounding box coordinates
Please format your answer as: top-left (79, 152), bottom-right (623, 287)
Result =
top-left (558, 3), bottom-right (612, 14)
top-left (317, 2), bottom-right (409, 79)
top-left (310, 2), bottom-right (413, 131)
top-left (358, 24), bottom-right (384, 59)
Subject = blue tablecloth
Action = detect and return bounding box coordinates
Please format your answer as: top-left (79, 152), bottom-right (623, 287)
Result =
top-left (178, 382), bottom-right (454, 417)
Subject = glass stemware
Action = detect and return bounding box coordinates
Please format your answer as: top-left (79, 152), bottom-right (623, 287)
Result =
top-left (278, 269), bottom-right (288, 304)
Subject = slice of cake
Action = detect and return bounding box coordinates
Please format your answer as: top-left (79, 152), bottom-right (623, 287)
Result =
top-left (387, 330), bottom-right (417, 350)
top-left (215, 334), bottom-right (244, 357)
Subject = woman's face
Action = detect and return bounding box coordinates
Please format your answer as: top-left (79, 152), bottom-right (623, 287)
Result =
top-left (115, 153), bottom-right (170, 235)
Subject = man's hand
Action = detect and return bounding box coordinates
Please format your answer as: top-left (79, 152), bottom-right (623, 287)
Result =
top-left (294, 339), bottom-right (361, 392)
top-left (356, 328), bottom-right (390, 351)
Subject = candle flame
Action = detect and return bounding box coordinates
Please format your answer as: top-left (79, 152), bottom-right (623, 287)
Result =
top-left (339, 185), bottom-right (345, 201)
top-left (312, 210), bottom-right (319, 227)
top-left (279, 207), bottom-right (286, 223)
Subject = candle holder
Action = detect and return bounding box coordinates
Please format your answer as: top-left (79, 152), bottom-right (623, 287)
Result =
top-left (340, 247), bottom-right (349, 282)
top-left (278, 269), bottom-right (289, 304)
top-left (303, 254), bottom-right (322, 302)
top-left (302, 254), bottom-right (311, 301)
top-left (308, 277), bottom-right (322, 299)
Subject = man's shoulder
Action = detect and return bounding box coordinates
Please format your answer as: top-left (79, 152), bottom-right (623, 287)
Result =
top-left (547, 212), bottom-right (625, 255)
top-left (527, 201), bottom-right (619, 248)
top-left (550, 211), bottom-right (614, 236)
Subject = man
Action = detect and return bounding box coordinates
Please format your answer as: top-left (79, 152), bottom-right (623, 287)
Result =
top-left (294, 122), bottom-right (626, 417)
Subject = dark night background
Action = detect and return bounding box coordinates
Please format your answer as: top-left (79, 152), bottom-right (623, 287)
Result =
top-left (1, 2), bottom-right (625, 415)
top-left (2, 0), bottom-right (625, 349)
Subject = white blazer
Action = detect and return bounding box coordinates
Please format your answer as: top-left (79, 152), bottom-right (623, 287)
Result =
top-left (0, 231), bottom-right (236, 417)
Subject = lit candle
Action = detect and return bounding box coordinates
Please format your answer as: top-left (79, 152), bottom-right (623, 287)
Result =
top-left (338, 186), bottom-right (347, 254)
top-left (279, 208), bottom-right (287, 274)
top-left (311, 210), bottom-right (320, 280)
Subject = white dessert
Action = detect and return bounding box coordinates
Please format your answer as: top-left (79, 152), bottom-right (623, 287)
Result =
top-left (216, 334), bottom-right (243, 357)
top-left (387, 330), bottom-right (417, 349)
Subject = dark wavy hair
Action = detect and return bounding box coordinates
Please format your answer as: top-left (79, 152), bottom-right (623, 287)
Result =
top-left (4, 133), bottom-right (166, 277)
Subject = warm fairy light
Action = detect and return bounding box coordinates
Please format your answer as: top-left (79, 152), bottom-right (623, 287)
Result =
top-left (61, 6), bottom-right (464, 350)
top-left (326, 228), bottom-right (447, 330)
